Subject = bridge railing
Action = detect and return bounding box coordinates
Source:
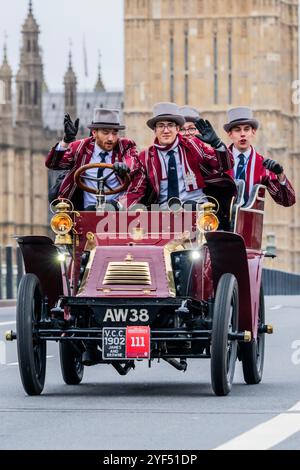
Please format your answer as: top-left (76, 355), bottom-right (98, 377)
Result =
top-left (0, 246), bottom-right (24, 300)
top-left (0, 245), bottom-right (299, 299)
top-left (262, 268), bottom-right (300, 295)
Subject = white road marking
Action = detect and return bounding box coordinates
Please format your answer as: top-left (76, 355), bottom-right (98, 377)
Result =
top-left (215, 401), bottom-right (300, 450)
top-left (7, 355), bottom-right (54, 367)
top-left (0, 321), bottom-right (16, 326)
top-left (269, 305), bottom-right (282, 310)
top-left (290, 402), bottom-right (300, 412)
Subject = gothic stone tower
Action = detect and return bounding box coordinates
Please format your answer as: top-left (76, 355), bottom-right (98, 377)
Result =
top-left (16, 0), bottom-right (43, 129)
top-left (0, 43), bottom-right (13, 145)
top-left (64, 51), bottom-right (77, 120)
top-left (124, 0), bottom-right (299, 272)
top-left (0, 1), bottom-right (49, 246)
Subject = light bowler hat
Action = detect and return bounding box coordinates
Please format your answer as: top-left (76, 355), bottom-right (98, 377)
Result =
top-left (147, 102), bottom-right (185, 130)
top-left (223, 107), bottom-right (259, 133)
top-left (87, 108), bottom-right (125, 130)
top-left (179, 106), bottom-right (200, 123)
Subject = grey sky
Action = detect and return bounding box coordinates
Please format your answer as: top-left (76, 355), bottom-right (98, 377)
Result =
top-left (0, 0), bottom-right (124, 91)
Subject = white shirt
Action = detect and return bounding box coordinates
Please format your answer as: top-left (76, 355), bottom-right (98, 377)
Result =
top-left (232, 146), bottom-right (252, 178)
top-left (158, 146), bottom-right (205, 208)
top-left (83, 143), bottom-right (122, 208)
top-left (232, 145), bottom-right (286, 186)
top-left (56, 142), bottom-right (122, 208)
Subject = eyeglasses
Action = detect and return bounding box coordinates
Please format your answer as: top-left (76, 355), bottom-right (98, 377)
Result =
top-left (155, 123), bottom-right (177, 131)
top-left (180, 127), bottom-right (197, 135)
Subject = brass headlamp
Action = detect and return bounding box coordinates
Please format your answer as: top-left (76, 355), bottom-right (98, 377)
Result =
top-left (50, 199), bottom-right (74, 245)
top-left (197, 202), bottom-right (219, 233)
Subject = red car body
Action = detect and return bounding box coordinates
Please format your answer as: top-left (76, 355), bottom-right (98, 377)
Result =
top-left (14, 182), bottom-right (271, 396)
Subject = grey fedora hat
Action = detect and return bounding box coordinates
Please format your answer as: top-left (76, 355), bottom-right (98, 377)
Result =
top-left (87, 108), bottom-right (125, 130)
top-left (179, 106), bottom-right (200, 123)
top-left (223, 107), bottom-right (259, 133)
top-left (147, 102), bottom-right (185, 130)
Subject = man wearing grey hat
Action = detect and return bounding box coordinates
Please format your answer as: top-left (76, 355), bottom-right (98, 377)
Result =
top-left (224, 107), bottom-right (295, 206)
top-left (46, 109), bottom-right (143, 210)
top-left (178, 106), bottom-right (201, 140)
top-left (128, 102), bottom-right (234, 209)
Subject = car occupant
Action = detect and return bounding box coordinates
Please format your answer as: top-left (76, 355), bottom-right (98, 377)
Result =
top-left (178, 106), bottom-right (201, 140)
top-left (45, 108), bottom-right (144, 210)
top-left (120, 102), bottom-right (234, 210)
top-left (224, 107), bottom-right (295, 206)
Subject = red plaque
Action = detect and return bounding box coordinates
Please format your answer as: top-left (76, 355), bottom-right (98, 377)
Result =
top-left (126, 326), bottom-right (150, 359)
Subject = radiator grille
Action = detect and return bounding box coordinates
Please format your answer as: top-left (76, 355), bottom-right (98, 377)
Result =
top-left (103, 261), bottom-right (151, 285)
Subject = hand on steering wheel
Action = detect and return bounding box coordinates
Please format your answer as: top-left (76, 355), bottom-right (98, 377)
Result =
top-left (74, 163), bottom-right (131, 195)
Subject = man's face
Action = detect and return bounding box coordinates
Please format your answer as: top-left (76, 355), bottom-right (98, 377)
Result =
top-left (180, 121), bottom-right (198, 140)
top-left (154, 120), bottom-right (179, 145)
top-left (228, 124), bottom-right (256, 152)
top-left (92, 129), bottom-right (119, 151)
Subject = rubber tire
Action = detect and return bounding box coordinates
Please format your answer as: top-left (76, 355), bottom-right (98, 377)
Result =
top-left (16, 274), bottom-right (46, 396)
top-left (211, 273), bottom-right (239, 396)
top-left (60, 342), bottom-right (84, 385)
top-left (240, 284), bottom-right (265, 384)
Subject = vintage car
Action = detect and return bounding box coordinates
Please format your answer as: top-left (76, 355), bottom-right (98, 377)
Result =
top-left (6, 163), bottom-right (273, 396)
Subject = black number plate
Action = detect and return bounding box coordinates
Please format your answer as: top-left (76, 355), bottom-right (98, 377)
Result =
top-left (102, 328), bottom-right (126, 360)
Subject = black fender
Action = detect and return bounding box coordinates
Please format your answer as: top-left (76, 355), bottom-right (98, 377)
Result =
top-left (17, 236), bottom-right (63, 308)
top-left (205, 231), bottom-right (253, 333)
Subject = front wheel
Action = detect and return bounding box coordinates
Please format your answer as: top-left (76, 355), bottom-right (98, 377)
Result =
top-left (60, 342), bottom-right (84, 385)
top-left (240, 284), bottom-right (265, 384)
top-left (211, 273), bottom-right (239, 396)
top-left (16, 274), bottom-right (46, 396)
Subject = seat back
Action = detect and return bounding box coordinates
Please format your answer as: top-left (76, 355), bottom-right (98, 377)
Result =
top-left (229, 180), bottom-right (245, 231)
top-left (235, 184), bottom-right (266, 249)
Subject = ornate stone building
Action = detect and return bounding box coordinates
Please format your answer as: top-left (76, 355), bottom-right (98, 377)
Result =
top-left (124, 0), bottom-right (300, 272)
top-left (0, 2), bottom-right (123, 247)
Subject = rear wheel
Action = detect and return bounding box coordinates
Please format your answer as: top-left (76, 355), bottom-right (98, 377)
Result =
top-left (60, 342), bottom-right (84, 385)
top-left (16, 274), bottom-right (46, 396)
top-left (211, 273), bottom-right (239, 396)
top-left (240, 285), bottom-right (265, 384)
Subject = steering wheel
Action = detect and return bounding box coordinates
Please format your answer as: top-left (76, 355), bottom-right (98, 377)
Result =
top-left (74, 163), bottom-right (131, 195)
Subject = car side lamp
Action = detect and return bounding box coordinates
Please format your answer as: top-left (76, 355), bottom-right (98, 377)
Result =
top-left (197, 202), bottom-right (219, 233)
top-left (50, 200), bottom-right (74, 245)
top-left (264, 232), bottom-right (277, 258)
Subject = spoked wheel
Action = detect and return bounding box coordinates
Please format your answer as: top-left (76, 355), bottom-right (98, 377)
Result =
top-left (16, 274), bottom-right (46, 396)
top-left (211, 273), bottom-right (239, 396)
top-left (60, 342), bottom-right (84, 385)
top-left (240, 284), bottom-right (265, 384)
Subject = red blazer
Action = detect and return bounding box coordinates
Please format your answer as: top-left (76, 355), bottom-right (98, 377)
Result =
top-left (120, 134), bottom-right (234, 206)
top-left (227, 145), bottom-right (295, 207)
top-left (45, 137), bottom-right (144, 208)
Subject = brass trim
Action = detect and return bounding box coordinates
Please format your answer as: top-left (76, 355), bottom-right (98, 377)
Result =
top-left (97, 287), bottom-right (156, 292)
top-left (5, 330), bottom-right (14, 342)
top-left (54, 233), bottom-right (73, 245)
top-left (77, 248), bottom-right (97, 295)
top-left (244, 331), bottom-right (252, 342)
top-left (84, 232), bottom-right (96, 251)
